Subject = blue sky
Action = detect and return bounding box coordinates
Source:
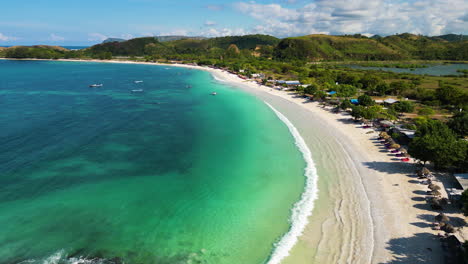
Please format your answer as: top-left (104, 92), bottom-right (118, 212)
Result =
top-left (0, 0), bottom-right (467, 45)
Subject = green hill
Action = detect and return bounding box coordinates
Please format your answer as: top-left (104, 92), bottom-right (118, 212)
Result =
top-left (2, 45), bottom-right (69, 59)
top-left (431, 34), bottom-right (468, 42)
top-left (2, 33), bottom-right (467, 61)
top-left (274, 34), bottom-right (404, 61)
top-left (273, 33), bottom-right (468, 61)
top-left (86, 37), bottom-right (161, 56)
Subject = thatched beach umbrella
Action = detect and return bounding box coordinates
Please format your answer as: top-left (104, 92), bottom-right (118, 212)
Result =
top-left (379, 132), bottom-right (388, 138)
top-left (422, 167), bottom-right (431, 175)
top-left (442, 223), bottom-right (455, 233)
top-left (390, 143), bottom-right (401, 149)
top-left (435, 213), bottom-right (450, 223)
top-left (399, 147), bottom-right (408, 153)
top-left (429, 184), bottom-right (441, 191)
top-left (430, 190), bottom-right (442, 197)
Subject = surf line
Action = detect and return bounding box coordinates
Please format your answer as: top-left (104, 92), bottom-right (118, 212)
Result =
top-left (264, 102), bottom-right (319, 264)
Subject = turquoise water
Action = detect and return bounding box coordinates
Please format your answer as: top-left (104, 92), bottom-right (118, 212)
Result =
top-left (0, 60), bottom-right (306, 264)
top-left (347, 63), bottom-right (468, 76)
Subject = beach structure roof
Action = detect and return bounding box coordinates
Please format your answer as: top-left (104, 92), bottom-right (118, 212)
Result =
top-left (350, 99), bottom-right (359, 104)
top-left (285, 80), bottom-right (301, 85)
top-left (327, 91), bottom-right (337, 95)
top-left (394, 126), bottom-right (416, 139)
top-left (384, 98), bottom-right (399, 104)
top-left (379, 120), bottom-right (394, 127)
top-left (276, 80), bottom-right (301, 85)
top-left (454, 173), bottom-right (468, 191)
top-left (375, 99), bottom-right (384, 104)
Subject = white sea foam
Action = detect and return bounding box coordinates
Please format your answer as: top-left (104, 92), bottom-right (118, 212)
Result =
top-left (264, 102), bottom-right (319, 264)
top-left (212, 74), bottom-right (227, 83)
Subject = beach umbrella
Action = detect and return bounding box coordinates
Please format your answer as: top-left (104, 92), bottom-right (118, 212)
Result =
top-left (379, 132), bottom-right (388, 138)
top-left (429, 184), bottom-right (441, 191)
top-left (430, 190), bottom-right (442, 196)
top-left (435, 213), bottom-right (450, 223)
top-left (440, 198), bottom-right (449, 206)
top-left (430, 199), bottom-right (443, 210)
top-left (399, 147), bottom-right (408, 153)
top-left (390, 143), bottom-right (401, 149)
top-left (422, 167), bottom-right (431, 175)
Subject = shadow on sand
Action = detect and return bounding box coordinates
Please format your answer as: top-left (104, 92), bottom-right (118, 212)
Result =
top-left (379, 232), bottom-right (442, 264)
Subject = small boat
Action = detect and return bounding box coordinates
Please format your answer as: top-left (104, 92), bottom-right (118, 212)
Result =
top-left (211, 92), bottom-right (217, 95)
top-left (131, 89), bottom-right (144, 93)
top-left (89, 84), bottom-right (103, 88)
top-left (134, 80), bottom-right (143, 83)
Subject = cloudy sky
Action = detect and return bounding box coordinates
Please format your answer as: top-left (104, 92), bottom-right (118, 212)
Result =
top-left (1, 0), bottom-right (467, 45)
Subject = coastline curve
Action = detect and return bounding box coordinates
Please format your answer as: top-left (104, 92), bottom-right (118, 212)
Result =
top-left (263, 102), bottom-right (319, 264)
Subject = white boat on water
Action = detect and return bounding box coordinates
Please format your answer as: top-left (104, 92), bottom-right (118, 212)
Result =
top-left (89, 84), bottom-right (103, 88)
top-left (211, 92), bottom-right (217, 95)
top-left (131, 89), bottom-right (144, 93)
top-left (134, 80), bottom-right (143, 83)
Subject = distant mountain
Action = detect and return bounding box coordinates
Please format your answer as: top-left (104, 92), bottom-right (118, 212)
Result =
top-left (431, 34), bottom-right (468, 42)
top-left (85, 34), bottom-right (280, 57)
top-left (102, 38), bottom-right (126, 44)
top-left (155, 36), bottom-right (206, 42)
top-left (90, 37), bottom-right (160, 56)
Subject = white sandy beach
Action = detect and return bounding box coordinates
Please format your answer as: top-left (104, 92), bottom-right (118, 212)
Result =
top-left (6, 58), bottom-right (463, 263)
top-left (186, 64), bottom-right (453, 264)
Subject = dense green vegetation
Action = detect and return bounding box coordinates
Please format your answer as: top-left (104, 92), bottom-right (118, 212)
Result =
top-left (3, 46), bottom-right (68, 59)
top-left (409, 119), bottom-right (467, 169)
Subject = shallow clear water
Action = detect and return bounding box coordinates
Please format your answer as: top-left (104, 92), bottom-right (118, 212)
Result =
top-left (346, 63), bottom-right (468, 76)
top-left (0, 60), bottom-right (306, 264)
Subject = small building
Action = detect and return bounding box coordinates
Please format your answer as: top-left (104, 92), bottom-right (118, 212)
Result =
top-left (390, 126), bottom-right (416, 145)
top-left (384, 98), bottom-right (399, 105)
top-left (454, 173), bottom-right (468, 191)
top-left (350, 99), bottom-right (359, 105)
top-left (251, 73), bottom-right (265, 79)
top-left (285, 80), bottom-right (301, 86)
top-left (327, 91), bottom-right (337, 96)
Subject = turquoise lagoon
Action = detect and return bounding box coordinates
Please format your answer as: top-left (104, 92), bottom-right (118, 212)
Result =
top-left (0, 60), bottom-right (307, 264)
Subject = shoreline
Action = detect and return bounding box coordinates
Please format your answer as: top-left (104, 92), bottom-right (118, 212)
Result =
top-left (4, 58), bottom-right (449, 263)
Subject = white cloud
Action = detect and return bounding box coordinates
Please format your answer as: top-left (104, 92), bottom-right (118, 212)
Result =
top-left (120, 33), bottom-right (134, 39)
top-left (204, 20), bottom-right (217, 27)
top-left (88, 33), bottom-right (108, 41)
top-left (0, 32), bottom-right (17, 41)
top-left (201, 27), bottom-right (248, 37)
top-left (233, 0), bottom-right (468, 36)
top-left (49, 33), bottom-right (65, 42)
